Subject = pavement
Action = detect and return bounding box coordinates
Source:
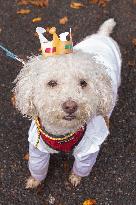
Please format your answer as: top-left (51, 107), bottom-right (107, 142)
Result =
top-left (0, 0), bottom-right (136, 204)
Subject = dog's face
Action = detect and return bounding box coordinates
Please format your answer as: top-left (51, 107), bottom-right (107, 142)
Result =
top-left (14, 52), bottom-right (113, 134)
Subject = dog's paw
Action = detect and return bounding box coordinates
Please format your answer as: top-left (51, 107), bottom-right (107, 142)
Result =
top-left (25, 176), bottom-right (41, 189)
top-left (69, 172), bottom-right (82, 187)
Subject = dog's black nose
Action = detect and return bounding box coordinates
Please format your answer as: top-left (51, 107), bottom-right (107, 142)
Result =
top-left (62, 100), bottom-right (78, 114)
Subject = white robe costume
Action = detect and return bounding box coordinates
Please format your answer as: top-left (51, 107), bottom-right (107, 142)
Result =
top-left (28, 33), bottom-right (121, 181)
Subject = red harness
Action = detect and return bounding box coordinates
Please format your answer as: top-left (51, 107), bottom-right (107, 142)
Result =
top-left (36, 118), bottom-right (86, 153)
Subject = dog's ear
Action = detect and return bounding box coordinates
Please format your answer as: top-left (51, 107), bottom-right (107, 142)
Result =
top-left (13, 60), bottom-right (38, 118)
top-left (96, 73), bottom-right (114, 117)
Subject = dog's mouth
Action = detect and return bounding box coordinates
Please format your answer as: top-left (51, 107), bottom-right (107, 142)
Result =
top-left (63, 114), bottom-right (76, 121)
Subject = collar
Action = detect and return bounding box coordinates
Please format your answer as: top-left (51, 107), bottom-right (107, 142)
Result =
top-left (34, 117), bottom-right (86, 141)
top-left (34, 117), bottom-right (86, 152)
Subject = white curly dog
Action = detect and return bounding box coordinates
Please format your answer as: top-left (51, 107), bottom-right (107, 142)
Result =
top-left (14, 19), bottom-right (121, 188)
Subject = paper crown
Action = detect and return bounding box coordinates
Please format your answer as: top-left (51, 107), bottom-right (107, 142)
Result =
top-left (36, 27), bottom-right (73, 58)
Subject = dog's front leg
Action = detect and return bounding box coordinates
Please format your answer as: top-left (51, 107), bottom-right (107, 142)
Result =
top-left (26, 143), bottom-right (50, 189)
top-left (69, 151), bottom-right (99, 187)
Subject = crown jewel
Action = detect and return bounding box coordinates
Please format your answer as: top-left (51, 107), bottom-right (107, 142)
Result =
top-left (36, 27), bottom-right (73, 58)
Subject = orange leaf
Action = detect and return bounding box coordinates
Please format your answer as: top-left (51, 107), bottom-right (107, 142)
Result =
top-left (32, 17), bottom-right (42, 23)
top-left (34, 32), bottom-right (39, 37)
top-left (17, 9), bottom-right (31, 14)
top-left (11, 95), bottom-right (16, 107)
top-left (59, 16), bottom-right (68, 25)
top-left (23, 153), bottom-right (29, 161)
top-left (98, 0), bottom-right (109, 7)
top-left (90, 0), bottom-right (98, 3)
top-left (83, 199), bottom-right (96, 205)
top-left (90, 0), bottom-right (109, 7)
top-left (18, 0), bottom-right (48, 7)
top-left (70, 2), bottom-right (85, 9)
top-left (132, 38), bottom-right (136, 46)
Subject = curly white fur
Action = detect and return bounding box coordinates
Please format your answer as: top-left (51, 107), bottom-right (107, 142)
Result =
top-left (14, 52), bottom-right (113, 135)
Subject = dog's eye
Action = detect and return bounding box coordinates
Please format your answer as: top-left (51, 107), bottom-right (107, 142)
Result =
top-left (80, 80), bottom-right (87, 88)
top-left (47, 80), bottom-right (58, 87)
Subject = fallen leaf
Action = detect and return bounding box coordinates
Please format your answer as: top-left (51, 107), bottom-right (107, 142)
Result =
top-left (11, 95), bottom-right (16, 107)
top-left (17, 9), bottom-right (31, 14)
top-left (32, 17), bottom-right (42, 23)
top-left (34, 32), bottom-right (39, 37)
top-left (18, 0), bottom-right (48, 7)
top-left (132, 38), bottom-right (136, 46)
top-left (59, 16), bottom-right (68, 25)
top-left (83, 199), bottom-right (96, 205)
top-left (70, 2), bottom-right (85, 9)
top-left (23, 153), bottom-right (29, 161)
top-left (90, 0), bottom-right (98, 3)
top-left (90, 0), bottom-right (109, 7)
top-left (98, 0), bottom-right (109, 7)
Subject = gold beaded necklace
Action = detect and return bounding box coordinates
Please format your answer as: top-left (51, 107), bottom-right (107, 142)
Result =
top-left (34, 117), bottom-right (76, 142)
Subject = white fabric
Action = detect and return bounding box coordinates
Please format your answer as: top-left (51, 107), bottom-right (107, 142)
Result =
top-left (29, 143), bottom-right (50, 181)
top-left (28, 33), bottom-right (121, 180)
top-left (74, 34), bottom-right (121, 97)
top-left (72, 151), bottom-right (99, 177)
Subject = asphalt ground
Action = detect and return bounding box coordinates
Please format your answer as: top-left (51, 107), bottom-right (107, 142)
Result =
top-left (0, 0), bottom-right (136, 204)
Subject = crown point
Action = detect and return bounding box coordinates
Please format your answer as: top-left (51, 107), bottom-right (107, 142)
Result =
top-left (49, 27), bottom-right (56, 34)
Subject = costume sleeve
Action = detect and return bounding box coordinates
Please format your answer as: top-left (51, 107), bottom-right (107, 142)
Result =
top-left (28, 143), bottom-right (50, 181)
top-left (72, 151), bottom-right (99, 177)
top-left (73, 115), bottom-right (109, 159)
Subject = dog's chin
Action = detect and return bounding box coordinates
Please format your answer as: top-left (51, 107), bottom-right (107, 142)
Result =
top-left (63, 114), bottom-right (76, 121)
top-left (62, 114), bottom-right (86, 130)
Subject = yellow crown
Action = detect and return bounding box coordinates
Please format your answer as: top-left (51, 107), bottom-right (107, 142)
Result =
top-left (36, 27), bottom-right (73, 58)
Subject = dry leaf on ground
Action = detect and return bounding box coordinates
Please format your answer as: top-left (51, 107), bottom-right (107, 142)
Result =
top-left (17, 9), bottom-right (31, 14)
top-left (70, 2), bottom-right (85, 9)
top-left (23, 153), bottom-right (29, 161)
top-left (98, 0), bottom-right (109, 7)
top-left (132, 38), bottom-right (136, 46)
top-left (90, 0), bottom-right (98, 3)
top-left (83, 199), bottom-right (96, 205)
top-left (11, 95), bottom-right (16, 107)
top-left (59, 16), bottom-right (68, 25)
top-left (32, 17), bottom-right (42, 22)
top-left (18, 0), bottom-right (48, 7)
top-left (34, 32), bottom-right (39, 37)
top-left (90, 0), bottom-right (109, 7)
